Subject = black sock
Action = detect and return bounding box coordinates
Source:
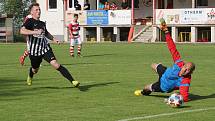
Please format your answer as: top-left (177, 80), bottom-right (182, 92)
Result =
top-left (29, 67), bottom-right (34, 78)
top-left (57, 65), bottom-right (74, 83)
top-left (141, 89), bottom-right (152, 95)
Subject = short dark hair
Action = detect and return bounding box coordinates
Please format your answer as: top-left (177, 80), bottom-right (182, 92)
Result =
top-left (74, 14), bottom-right (78, 17)
top-left (189, 62), bottom-right (195, 74)
top-left (29, 3), bottom-right (40, 12)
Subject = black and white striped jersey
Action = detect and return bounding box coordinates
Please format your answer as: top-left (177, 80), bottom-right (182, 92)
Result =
top-left (22, 18), bottom-right (51, 56)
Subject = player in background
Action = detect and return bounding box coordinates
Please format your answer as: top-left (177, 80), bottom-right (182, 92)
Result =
top-left (134, 19), bottom-right (195, 102)
top-left (68, 14), bottom-right (82, 57)
top-left (19, 14), bottom-right (32, 66)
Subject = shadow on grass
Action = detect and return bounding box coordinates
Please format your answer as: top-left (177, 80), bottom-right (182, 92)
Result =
top-left (0, 78), bottom-right (58, 100)
top-left (61, 62), bottom-right (95, 66)
top-left (78, 81), bottom-right (120, 92)
top-left (0, 77), bottom-right (24, 87)
top-left (189, 93), bottom-right (215, 101)
top-left (31, 62), bottom-right (96, 67)
top-left (43, 81), bottom-right (120, 92)
top-left (145, 93), bottom-right (215, 102)
top-left (148, 94), bottom-right (169, 98)
top-left (178, 105), bottom-right (192, 108)
top-left (83, 53), bottom-right (114, 58)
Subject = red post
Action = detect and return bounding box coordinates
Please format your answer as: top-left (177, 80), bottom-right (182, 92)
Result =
top-left (131, 0), bottom-right (134, 25)
top-left (128, 26), bottom-right (134, 43)
top-left (64, 0), bottom-right (67, 11)
top-left (128, 0), bottom-right (135, 43)
top-left (153, 0), bottom-right (156, 25)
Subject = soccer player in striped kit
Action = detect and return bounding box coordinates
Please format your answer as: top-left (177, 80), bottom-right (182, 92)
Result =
top-left (68, 14), bottom-right (82, 57)
top-left (19, 14), bottom-right (32, 66)
top-left (20, 3), bottom-right (80, 87)
top-left (135, 19), bottom-right (195, 102)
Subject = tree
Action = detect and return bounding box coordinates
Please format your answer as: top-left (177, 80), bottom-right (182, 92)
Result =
top-left (1, 0), bottom-right (36, 28)
top-left (0, 0), bottom-right (35, 42)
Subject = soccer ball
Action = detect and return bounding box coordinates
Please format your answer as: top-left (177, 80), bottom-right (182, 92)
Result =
top-left (167, 93), bottom-right (184, 108)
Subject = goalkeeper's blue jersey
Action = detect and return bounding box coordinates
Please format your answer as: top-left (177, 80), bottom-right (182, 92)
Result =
top-left (160, 60), bottom-right (183, 92)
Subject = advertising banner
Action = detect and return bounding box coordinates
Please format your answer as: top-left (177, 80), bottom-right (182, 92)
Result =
top-left (205, 8), bottom-right (215, 24)
top-left (156, 8), bottom-right (215, 25)
top-left (87, 10), bottom-right (108, 25)
top-left (108, 10), bottom-right (131, 25)
top-left (180, 9), bottom-right (206, 24)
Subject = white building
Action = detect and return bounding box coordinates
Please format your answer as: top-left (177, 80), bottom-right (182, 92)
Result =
top-left (0, 14), bottom-right (14, 42)
top-left (153, 0), bottom-right (215, 43)
top-left (36, 0), bottom-right (215, 43)
top-left (36, 0), bottom-right (132, 42)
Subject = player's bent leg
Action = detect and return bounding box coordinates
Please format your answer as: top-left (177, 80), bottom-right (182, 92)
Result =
top-left (70, 39), bottom-right (75, 57)
top-left (27, 75), bottom-right (32, 86)
top-left (151, 63), bottom-right (161, 73)
top-left (77, 44), bottom-right (82, 57)
top-left (19, 56), bottom-right (25, 66)
top-left (142, 84), bottom-right (152, 95)
top-left (77, 37), bottom-right (82, 57)
top-left (134, 90), bottom-right (143, 96)
top-left (50, 60), bottom-right (60, 70)
top-left (72, 80), bottom-right (80, 87)
top-left (151, 63), bottom-right (157, 72)
top-left (70, 46), bottom-right (74, 57)
top-left (32, 68), bottom-right (39, 74)
top-left (134, 84), bottom-right (152, 96)
top-left (28, 55), bottom-right (42, 86)
top-left (27, 67), bottom-right (39, 86)
top-left (51, 60), bottom-right (80, 87)
top-left (19, 50), bottom-right (29, 66)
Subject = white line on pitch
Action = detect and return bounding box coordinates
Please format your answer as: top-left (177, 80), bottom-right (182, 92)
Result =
top-left (118, 107), bottom-right (215, 121)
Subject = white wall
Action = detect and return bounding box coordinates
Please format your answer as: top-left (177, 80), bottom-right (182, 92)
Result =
top-left (37, 0), bottom-right (64, 40)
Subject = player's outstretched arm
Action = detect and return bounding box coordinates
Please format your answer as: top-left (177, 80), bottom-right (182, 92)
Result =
top-left (160, 18), bottom-right (181, 62)
top-left (179, 80), bottom-right (190, 102)
top-left (45, 30), bottom-right (60, 44)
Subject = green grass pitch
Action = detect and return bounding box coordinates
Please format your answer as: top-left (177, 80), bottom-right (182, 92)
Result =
top-left (0, 43), bottom-right (215, 121)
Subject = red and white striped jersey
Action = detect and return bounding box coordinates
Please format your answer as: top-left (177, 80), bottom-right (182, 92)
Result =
top-left (68, 20), bottom-right (80, 38)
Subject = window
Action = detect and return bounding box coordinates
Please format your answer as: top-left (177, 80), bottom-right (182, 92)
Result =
top-left (49, 0), bottom-right (57, 9)
top-left (166, 0), bottom-right (173, 9)
top-left (158, 0), bottom-right (165, 9)
top-left (68, 0), bottom-right (78, 8)
top-left (69, 0), bottom-right (73, 8)
top-left (197, 0), bottom-right (208, 6)
top-left (0, 19), bottom-right (5, 27)
top-left (128, 0), bottom-right (139, 8)
top-left (0, 36), bottom-right (6, 39)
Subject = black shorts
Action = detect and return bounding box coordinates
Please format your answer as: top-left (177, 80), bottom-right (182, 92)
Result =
top-left (29, 50), bottom-right (56, 69)
top-left (151, 64), bottom-right (167, 92)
